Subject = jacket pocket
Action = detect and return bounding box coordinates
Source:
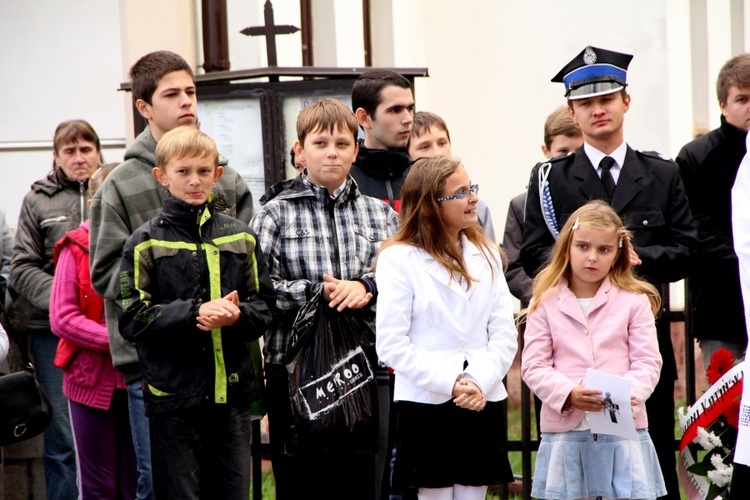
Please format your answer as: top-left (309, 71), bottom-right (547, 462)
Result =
top-left (40, 215), bottom-right (70, 227)
top-left (352, 225), bottom-right (390, 269)
top-left (622, 210), bottom-right (665, 230)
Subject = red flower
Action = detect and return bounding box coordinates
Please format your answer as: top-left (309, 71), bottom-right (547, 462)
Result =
top-left (724, 397), bottom-right (742, 428)
top-left (707, 348), bottom-right (736, 385)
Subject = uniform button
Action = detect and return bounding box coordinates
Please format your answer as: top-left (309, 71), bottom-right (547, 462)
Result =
top-left (192, 251), bottom-right (197, 256)
top-left (457, 342), bottom-right (468, 353)
top-left (583, 329), bottom-right (589, 336)
top-left (643, 220), bottom-right (649, 226)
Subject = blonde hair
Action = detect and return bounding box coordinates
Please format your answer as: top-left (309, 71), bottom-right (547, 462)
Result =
top-left (521, 200), bottom-right (660, 320)
top-left (88, 162), bottom-right (118, 197)
top-left (376, 156), bottom-right (501, 288)
top-left (156, 126), bottom-right (218, 169)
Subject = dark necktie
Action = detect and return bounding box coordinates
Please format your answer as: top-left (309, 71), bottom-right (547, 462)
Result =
top-left (599, 156), bottom-right (617, 200)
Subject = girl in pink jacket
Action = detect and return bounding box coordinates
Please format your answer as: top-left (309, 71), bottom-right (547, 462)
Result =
top-left (50, 163), bottom-right (137, 499)
top-left (521, 200), bottom-right (666, 500)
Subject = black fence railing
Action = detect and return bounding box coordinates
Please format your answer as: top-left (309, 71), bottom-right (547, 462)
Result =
top-left (250, 283), bottom-right (696, 500)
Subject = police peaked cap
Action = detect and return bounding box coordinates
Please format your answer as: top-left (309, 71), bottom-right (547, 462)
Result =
top-left (552, 46), bottom-right (633, 99)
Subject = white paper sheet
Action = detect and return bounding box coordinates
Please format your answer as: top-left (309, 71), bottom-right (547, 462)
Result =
top-left (584, 368), bottom-right (639, 440)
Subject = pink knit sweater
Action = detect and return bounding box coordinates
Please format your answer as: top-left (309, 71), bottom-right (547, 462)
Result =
top-left (50, 221), bottom-right (125, 410)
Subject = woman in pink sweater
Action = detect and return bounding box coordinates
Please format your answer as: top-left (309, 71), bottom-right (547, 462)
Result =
top-left (50, 163), bottom-right (137, 499)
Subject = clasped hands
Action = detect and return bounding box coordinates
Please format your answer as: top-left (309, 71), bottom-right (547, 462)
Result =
top-left (322, 273), bottom-right (372, 311)
top-left (452, 378), bottom-right (486, 412)
top-left (197, 290), bottom-right (241, 331)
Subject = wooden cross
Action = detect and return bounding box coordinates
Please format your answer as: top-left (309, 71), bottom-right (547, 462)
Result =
top-left (241, 0), bottom-right (300, 69)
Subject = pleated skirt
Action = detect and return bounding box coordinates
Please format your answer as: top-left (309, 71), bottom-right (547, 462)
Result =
top-left (532, 429), bottom-right (667, 500)
top-left (391, 399), bottom-right (514, 494)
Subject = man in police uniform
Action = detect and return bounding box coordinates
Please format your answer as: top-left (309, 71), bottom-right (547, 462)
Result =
top-left (520, 46), bottom-right (697, 499)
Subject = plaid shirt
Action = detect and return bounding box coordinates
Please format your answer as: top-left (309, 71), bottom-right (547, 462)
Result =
top-left (250, 174), bottom-right (399, 364)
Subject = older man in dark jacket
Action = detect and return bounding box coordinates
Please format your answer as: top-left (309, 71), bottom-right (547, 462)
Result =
top-left (10, 120), bottom-right (102, 500)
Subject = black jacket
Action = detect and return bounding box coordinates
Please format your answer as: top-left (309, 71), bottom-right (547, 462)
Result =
top-left (117, 194), bottom-right (275, 414)
top-left (676, 117), bottom-right (748, 343)
top-left (521, 145), bottom-right (698, 380)
top-left (521, 146), bottom-right (697, 285)
top-left (350, 140), bottom-right (411, 210)
top-left (502, 192), bottom-right (533, 306)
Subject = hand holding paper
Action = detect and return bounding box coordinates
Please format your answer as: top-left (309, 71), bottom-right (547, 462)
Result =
top-left (584, 368), bottom-right (639, 440)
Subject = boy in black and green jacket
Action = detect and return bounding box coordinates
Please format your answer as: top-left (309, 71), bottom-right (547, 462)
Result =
top-left (117, 126), bottom-right (274, 499)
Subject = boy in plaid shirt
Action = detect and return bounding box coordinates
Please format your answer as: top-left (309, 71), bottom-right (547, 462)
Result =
top-left (250, 98), bottom-right (398, 499)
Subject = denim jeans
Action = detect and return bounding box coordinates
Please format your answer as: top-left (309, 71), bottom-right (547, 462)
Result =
top-left (30, 332), bottom-right (78, 500)
top-left (127, 379), bottom-right (154, 500)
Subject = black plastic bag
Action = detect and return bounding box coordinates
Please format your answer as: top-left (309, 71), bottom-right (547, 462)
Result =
top-left (285, 287), bottom-right (379, 455)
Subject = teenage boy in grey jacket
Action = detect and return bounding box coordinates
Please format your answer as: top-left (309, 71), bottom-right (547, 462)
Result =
top-left (89, 50), bottom-right (254, 500)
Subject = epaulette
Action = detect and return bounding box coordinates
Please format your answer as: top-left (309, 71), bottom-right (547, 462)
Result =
top-left (637, 150), bottom-right (674, 162)
top-left (530, 152), bottom-right (572, 174)
top-left (546, 151), bottom-right (576, 164)
top-left (528, 152), bottom-right (573, 186)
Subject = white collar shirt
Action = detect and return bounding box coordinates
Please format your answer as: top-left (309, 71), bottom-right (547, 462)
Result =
top-left (584, 141), bottom-right (627, 184)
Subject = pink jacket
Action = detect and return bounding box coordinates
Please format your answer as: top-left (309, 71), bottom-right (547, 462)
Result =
top-left (521, 277), bottom-right (662, 432)
top-left (50, 221), bottom-right (125, 410)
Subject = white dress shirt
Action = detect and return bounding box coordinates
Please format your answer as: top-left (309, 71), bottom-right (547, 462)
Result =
top-left (584, 141), bottom-right (627, 184)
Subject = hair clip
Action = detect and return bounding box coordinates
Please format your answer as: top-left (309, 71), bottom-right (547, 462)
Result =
top-left (619, 238), bottom-right (624, 249)
top-left (571, 217), bottom-right (579, 230)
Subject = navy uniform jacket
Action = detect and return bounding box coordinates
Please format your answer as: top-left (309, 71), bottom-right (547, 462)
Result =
top-left (520, 145), bottom-right (697, 379)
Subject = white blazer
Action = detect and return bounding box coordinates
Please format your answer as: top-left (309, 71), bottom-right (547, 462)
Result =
top-left (375, 237), bottom-right (518, 404)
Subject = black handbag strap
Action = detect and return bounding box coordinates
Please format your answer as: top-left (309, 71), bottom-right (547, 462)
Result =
top-left (0, 279), bottom-right (34, 373)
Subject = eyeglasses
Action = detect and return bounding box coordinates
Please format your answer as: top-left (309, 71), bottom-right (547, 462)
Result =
top-left (435, 184), bottom-right (479, 203)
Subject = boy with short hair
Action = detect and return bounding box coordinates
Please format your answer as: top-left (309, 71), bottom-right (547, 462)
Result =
top-left (250, 98), bottom-right (399, 499)
top-left (89, 50), bottom-right (255, 500)
top-left (503, 106), bottom-right (583, 306)
top-left (117, 126), bottom-right (275, 499)
top-left (407, 110), bottom-right (496, 242)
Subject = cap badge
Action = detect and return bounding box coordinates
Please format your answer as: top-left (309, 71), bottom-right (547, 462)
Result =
top-left (583, 47), bottom-right (597, 65)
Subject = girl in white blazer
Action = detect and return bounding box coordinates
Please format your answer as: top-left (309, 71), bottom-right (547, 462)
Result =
top-left (375, 156), bottom-right (518, 500)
